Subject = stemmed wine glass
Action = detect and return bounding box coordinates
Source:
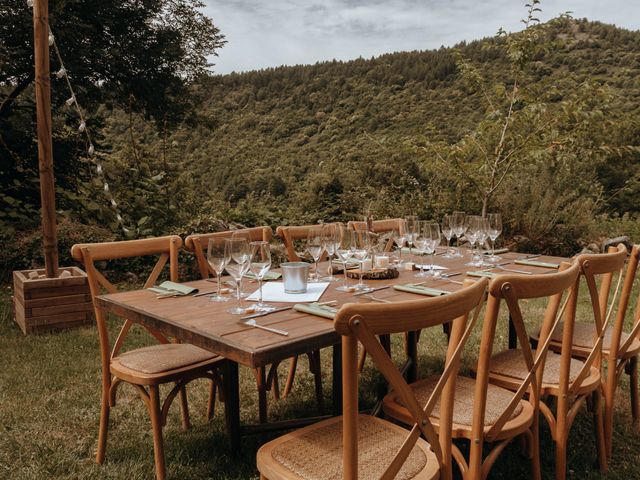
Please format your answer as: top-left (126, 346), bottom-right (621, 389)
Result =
top-left (207, 237), bottom-right (231, 303)
top-left (427, 222), bottom-right (442, 278)
top-left (413, 221), bottom-right (430, 277)
top-left (250, 241), bottom-right (274, 312)
top-left (486, 213), bottom-right (503, 262)
top-left (307, 227), bottom-right (324, 282)
top-left (451, 211), bottom-right (466, 258)
top-left (441, 214), bottom-right (454, 259)
top-left (404, 216), bottom-right (417, 257)
top-left (321, 224), bottom-right (340, 282)
top-left (225, 236), bottom-right (251, 315)
top-left (352, 230), bottom-right (373, 292)
top-left (464, 216), bottom-right (480, 267)
top-left (391, 227), bottom-right (407, 266)
top-left (335, 223), bottom-right (355, 292)
top-left (475, 217), bottom-right (490, 267)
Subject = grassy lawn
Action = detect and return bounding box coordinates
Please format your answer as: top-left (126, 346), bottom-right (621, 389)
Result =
top-left (1, 282), bottom-right (639, 480)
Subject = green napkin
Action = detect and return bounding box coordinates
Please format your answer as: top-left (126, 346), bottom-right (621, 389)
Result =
top-left (148, 281), bottom-right (198, 295)
top-left (293, 303), bottom-right (338, 319)
top-left (244, 271), bottom-right (282, 280)
top-left (485, 248), bottom-right (510, 255)
top-left (466, 270), bottom-right (496, 279)
top-left (393, 284), bottom-right (450, 296)
top-left (514, 259), bottom-right (559, 269)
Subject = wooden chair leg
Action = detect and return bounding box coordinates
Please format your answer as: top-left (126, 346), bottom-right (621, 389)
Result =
top-left (207, 381), bottom-right (217, 420)
top-left (148, 385), bottom-right (167, 480)
top-left (554, 434), bottom-right (567, 480)
top-left (603, 387), bottom-right (615, 458)
top-left (178, 384), bottom-right (190, 430)
top-left (283, 356), bottom-right (298, 398)
top-left (593, 390), bottom-right (608, 473)
top-left (629, 356), bottom-right (639, 429)
top-left (254, 367), bottom-right (268, 423)
top-left (531, 416), bottom-right (542, 480)
top-left (96, 389), bottom-right (110, 464)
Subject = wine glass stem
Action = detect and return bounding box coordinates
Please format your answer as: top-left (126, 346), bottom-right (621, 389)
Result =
top-left (236, 279), bottom-right (242, 310)
top-left (314, 259), bottom-right (319, 280)
top-left (491, 238), bottom-right (495, 257)
top-left (430, 252), bottom-right (434, 272)
top-left (258, 278), bottom-right (263, 304)
top-left (217, 274), bottom-right (222, 298)
top-left (342, 261), bottom-right (349, 287)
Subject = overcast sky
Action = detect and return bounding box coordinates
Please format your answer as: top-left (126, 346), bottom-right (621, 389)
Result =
top-left (204, 0), bottom-right (640, 74)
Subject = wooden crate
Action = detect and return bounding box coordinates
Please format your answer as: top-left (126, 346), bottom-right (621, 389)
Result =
top-left (12, 266), bottom-right (93, 334)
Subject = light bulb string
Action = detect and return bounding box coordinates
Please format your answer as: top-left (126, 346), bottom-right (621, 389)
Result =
top-left (46, 24), bottom-right (131, 234)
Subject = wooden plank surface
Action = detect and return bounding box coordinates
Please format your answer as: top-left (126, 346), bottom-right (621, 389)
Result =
top-left (97, 249), bottom-right (568, 368)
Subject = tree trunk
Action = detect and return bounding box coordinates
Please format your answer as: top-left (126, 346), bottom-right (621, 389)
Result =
top-left (33, 0), bottom-right (59, 278)
top-left (481, 195), bottom-right (489, 218)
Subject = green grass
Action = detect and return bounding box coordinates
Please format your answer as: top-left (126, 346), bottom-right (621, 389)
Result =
top-left (1, 283), bottom-right (639, 480)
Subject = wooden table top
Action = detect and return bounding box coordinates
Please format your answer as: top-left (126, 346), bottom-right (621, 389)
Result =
top-left (96, 250), bottom-right (568, 368)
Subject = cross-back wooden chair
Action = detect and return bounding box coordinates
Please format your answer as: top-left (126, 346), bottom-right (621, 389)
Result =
top-left (385, 263), bottom-right (580, 480)
top-left (348, 217), bottom-right (405, 252)
top-left (532, 243), bottom-right (636, 459)
top-left (257, 278), bottom-right (488, 480)
top-left (184, 226), bottom-right (272, 279)
top-left (487, 250), bottom-right (626, 480)
top-left (71, 236), bottom-right (224, 480)
top-left (275, 224), bottom-right (334, 401)
top-left (275, 223), bottom-right (334, 262)
top-left (185, 226), bottom-right (293, 423)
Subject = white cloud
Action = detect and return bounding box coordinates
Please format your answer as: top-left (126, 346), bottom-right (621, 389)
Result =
top-left (204, 0), bottom-right (640, 74)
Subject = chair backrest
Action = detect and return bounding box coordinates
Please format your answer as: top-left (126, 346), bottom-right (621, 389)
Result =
top-left (615, 245), bottom-right (640, 358)
top-left (567, 244), bottom-right (629, 382)
top-left (347, 218), bottom-right (405, 235)
top-left (334, 278), bottom-right (489, 480)
top-left (276, 224), bottom-right (333, 262)
top-left (347, 218), bottom-right (405, 253)
top-left (184, 226), bottom-right (272, 279)
top-left (71, 236), bottom-right (182, 381)
top-left (470, 262), bottom-right (580, 464)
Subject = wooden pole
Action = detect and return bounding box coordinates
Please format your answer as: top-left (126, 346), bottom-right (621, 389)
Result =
top-left (33, 0), bottom-right (59, 278)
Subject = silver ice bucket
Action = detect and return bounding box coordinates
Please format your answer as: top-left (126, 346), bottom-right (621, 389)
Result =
top-left (281, 262), bottom-right (309, 294)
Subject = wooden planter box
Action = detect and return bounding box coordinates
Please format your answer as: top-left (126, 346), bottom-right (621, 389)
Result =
top-left (12, 266), bottom-right (93, 334)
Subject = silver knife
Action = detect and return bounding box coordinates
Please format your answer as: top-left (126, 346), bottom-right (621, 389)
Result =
top-left (353, 285), bottom-right (390, 296)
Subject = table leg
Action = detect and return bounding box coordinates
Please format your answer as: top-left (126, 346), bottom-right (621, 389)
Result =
top-left (406, 330), bottom-right (418, 383)
top-left (223, 360), bottom-right (241, 451)
top-left (332, 343), bottom-right (342, 415)
top-left (508, 313), bottom-right (517, 349)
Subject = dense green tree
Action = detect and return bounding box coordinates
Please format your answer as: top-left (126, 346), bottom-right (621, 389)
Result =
top-left (0, 0), bottom-right (225, 233)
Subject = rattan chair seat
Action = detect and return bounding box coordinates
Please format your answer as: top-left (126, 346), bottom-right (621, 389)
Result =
top-left (258, 415), bottom-right (438, 480)
top-left (489, 349), bottom-right (583, 385)
top-left (532, 321), bottom-right (640, 356)
top-left (114, 343), bottom-right (216, 375)
top-left (383, 375), bottom-right (523, 428)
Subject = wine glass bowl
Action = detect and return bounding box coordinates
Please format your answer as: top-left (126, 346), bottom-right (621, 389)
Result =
top-left (250, 241), bottom-right (274, 312)
top-left (225, 237), bottom-right (251, 315)
top-left (207, 237), bottom-right (231, 303)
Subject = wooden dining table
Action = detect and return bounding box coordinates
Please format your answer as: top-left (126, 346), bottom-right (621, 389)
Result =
top-left (95, 249), bottom-right (568, 450)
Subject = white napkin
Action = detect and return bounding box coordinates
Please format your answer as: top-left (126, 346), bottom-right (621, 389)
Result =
top-left (246, 282), bottom-right (330, 303)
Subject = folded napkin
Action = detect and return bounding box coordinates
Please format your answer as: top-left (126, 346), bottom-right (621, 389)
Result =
top-left (466, 270), bottom-right (496, 279)
top-left (148, 281), bottom-right (198, 295)
top-left (485, 248), bottom-right (510, 255)
top-left (244, 271), bottom-right (282, 281)
top-left (293, 302), bottom-right (338, 319)
top-left (514, 259), bottom-right (559, 269)
top-left (393, 284), bottom-right (450, 296)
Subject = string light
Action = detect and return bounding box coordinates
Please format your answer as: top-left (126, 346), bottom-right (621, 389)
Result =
top-left (48, 27), bottom-right (131, 235)
top-left (26, 0), bottom-right (33, 7)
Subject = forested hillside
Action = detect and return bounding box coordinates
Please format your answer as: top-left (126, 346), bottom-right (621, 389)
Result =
top-left (2, 17), bottom-right (640, 274)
